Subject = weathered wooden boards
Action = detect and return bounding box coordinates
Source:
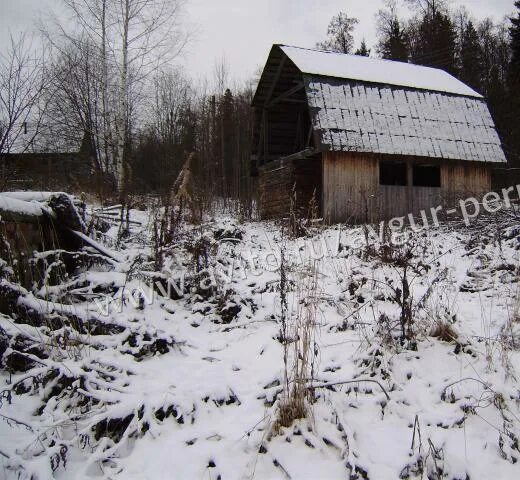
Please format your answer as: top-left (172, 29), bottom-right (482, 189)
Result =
top-left (322, 152), bottom-right (491, 223)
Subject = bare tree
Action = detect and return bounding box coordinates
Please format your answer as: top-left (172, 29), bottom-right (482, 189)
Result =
top-left (45, 0), bottom-right (192, 192)
top-left (44, 38), bottom-right (105, 170)
top-left (316, 12), bottom-right (359, 54)
top-left (130, 66), bottom-right (195, 193)
top-left (213, 56), bottom-right (230, 97)
top-left (405, 0), bottom-right (448, 16)
top-left (60, 0), bottom-right (113, 172)
top-left (112, 0), bottom-right (192, 192)
top-left (0, 35), bottom-right (48, 156)
top-left (40, 0), bottom-right (117, 176)
top-left (148, 67), bottom-right (193, 143)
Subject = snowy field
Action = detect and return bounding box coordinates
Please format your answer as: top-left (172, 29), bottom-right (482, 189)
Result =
top-left (1, 197), bottom-right (520, 480)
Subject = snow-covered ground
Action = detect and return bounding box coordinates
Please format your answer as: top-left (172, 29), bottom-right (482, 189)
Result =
top-left (1, 201), bottom-right (520, 480)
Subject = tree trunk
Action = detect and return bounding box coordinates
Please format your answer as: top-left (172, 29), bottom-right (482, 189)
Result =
top-left (115, 0), bottom-right (130, 193)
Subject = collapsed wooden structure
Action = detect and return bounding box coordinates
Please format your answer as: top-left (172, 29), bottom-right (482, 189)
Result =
top-left (0, 193), bottom-right (100, 287)
top-left (251, 44), bottom-right (507, 222)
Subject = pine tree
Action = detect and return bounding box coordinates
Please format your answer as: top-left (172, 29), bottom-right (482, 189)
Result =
top-left (220, 88), bottom-right (235, 197)
top-left (383, 19), bottom-right (409, 61)
top-left (510, 1), bottom-right (520, 80)
top-left (407, 0), bottom-right (458, 75)
top-left (376, 0), bottom-right (409, 61)
top-left (459, 20), bottom-right (482, 92)
top-left (316, 12), bottom-right (359, 54)
top-left (355, 39), bottom-right (371, 57)
top-left (509, 2), bottom-right (520, 167)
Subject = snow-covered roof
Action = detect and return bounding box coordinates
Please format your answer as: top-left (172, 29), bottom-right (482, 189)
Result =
top-left (252, 44), bottom-right (506, 163)
top-left (305, 76), bottom-right (506, 163)
top-left (280, 45), bottom-right (482, 98)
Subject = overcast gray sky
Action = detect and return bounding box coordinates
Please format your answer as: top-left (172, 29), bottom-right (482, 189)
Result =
top-left (1, 0), bottom-right (516, 84)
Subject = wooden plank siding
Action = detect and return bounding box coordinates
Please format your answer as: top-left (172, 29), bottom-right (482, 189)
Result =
top-left (322, 152), bottom-right (491, 224)
top-left (377, 186), bottom-right (444, 220)
top-left (440, 163), bottom-right (491, 205)
top-left (322, 152), bottom-right (378, 223)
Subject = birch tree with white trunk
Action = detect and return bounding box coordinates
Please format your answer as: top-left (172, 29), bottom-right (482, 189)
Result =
top-left (49, 0), bottom-right (191, 192)
top-left (113, 0), bottom-right (191, 192)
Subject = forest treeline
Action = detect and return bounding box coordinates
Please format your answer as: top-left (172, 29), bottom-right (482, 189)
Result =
top-left (320, 0), bottom-right (520, 173)
top-left (1, 0), bottom-right (519, 203)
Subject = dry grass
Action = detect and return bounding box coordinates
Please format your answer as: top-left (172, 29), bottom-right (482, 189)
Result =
top-left (430, 321), bottom-right (459, 343)
top-left (273, 249), bottom-right (319, 434)
top-left (272, 396), bottom-right (307, 434)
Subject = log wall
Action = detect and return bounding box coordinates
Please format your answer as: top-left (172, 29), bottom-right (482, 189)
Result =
top-left (258, 157), bottom-right (322, 219)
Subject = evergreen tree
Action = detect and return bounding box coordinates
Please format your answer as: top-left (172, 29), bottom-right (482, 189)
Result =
top-left (382, 19), bottom-right (409, 61)
top-left (510, 1), bottom-right (520, 79)
top-left (376, 0), bottom-right (409, 61)
top-left (509, 2), bottom-right (520, 167)
top-left (316, 12), bottom-right (359, 54)
top-left (355, 39), bottom-right (371, 57)
top-left (459, 20), bottom-right (482, 92)
top-left (406, 0), bottom-right (458, 75)
top-left (220, 88), bottom-right (235, 197)
top-left (478, 18), bottom-right (499, 94)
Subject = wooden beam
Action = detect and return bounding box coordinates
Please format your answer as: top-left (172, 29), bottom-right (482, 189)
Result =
top-left (264, 111), bottom-right (269, 162)
top-left (282, 99), bottom-right (307, 104)
top-left (256, 109), bottom-right (266, 162)
top-left (264, 56), bottom-right (286, 107)
top-left (306, 125), bottom-right (314, 148)
top-left (267, 82), bottom-right (305, 109)
top-left (279, 148), bottom-right (317, 163)
top-left (258, 148), bottom-right (319, 174)
top-left (293, 111), bottom-right (302, 152)
top-left (69, 229), bottom-right (123, 262)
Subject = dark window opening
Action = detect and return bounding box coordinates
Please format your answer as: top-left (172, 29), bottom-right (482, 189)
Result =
top-left (413, 165), bottom-right (441, 187)
top-left (379, 162), bottom-right (407, 186)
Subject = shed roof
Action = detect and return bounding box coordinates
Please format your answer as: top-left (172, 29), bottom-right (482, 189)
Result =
top-left (280, 45), bottom-right (482, 98)
top-left (253, 45), bottom-right (506, 164)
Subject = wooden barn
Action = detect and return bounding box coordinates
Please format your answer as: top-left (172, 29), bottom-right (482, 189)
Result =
top-left (251, 44), bottom-right (507, 223)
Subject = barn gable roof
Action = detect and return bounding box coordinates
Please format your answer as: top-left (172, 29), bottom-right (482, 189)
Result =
top-left (280, 45), bottom-right (482, 98)
top-left (253, 45), bottom-right (506, 164)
